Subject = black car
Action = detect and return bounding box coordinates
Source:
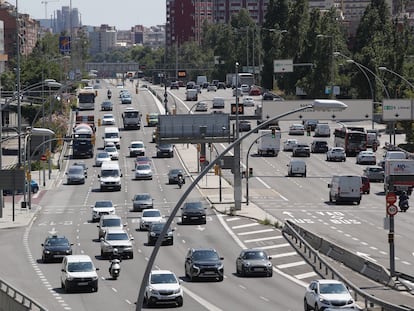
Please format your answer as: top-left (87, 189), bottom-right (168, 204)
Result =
top-left (41, 234), bottom-right (73, 263)
top-left (147, 222), bottom-right (174, 246)
top-left (168, 169), bottom-right (185, 184)
top-left (184, 248), bottom-right (224, 281)
top-left (239, 120), bottom-right (251, 132)
top-left (101, 101), bottom-right (113, 111)
top-left (217, 82), bottom-right (226, 89)
top-left (262, 91), bottom-right (284, 101)
top-left (310, 140), bottom-right (329, 153)
top-left (156, 144), bottom-right (174, 158)
top-left (181, 201), bottom-right (206, 224)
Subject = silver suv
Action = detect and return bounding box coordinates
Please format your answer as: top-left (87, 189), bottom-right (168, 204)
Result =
top-left (100, 228), bottom-right (134, 259)
top-left (97, 215), bottom-right (125, 239)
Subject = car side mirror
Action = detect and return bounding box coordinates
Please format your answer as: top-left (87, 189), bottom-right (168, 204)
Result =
top-left (120, 174), bottom-right (123, 177)
top-left (97, 174), bottom-right (100, 178)
top-left (95, 268), bottom-right (100, 271)
top-left (327, 184), bottom-right (331, 188)
top-left (96, 225), bottom-right (99, 228)
top-left (41, 243), bottom-right (44, 246)
top-left (268, 256), bottom-right (272, 260)
top-left (220, 257), bottom-right (224, 260)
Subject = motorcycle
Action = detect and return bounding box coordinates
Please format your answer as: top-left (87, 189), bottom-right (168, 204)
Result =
top-left (109, 258), bottom-right (121, 279)
top-left (177, 176), bottom-right (184, 189)
top-left (399, 199), bottom-right (409, 212)
top-left (107, 91), bottom-right (112, 99)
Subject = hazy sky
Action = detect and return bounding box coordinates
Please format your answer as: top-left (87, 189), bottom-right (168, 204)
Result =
top-left (17, 0), bottom-right (166, 29)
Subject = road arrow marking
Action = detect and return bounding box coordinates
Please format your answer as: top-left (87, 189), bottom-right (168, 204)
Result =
top-left (356, 251), bottom-right (377, 263)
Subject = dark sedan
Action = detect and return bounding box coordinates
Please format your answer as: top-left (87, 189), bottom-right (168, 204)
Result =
top-left (181, 201), bottom-right (206, 224)
top-left (236, 249), bottom-right (273, 277)
top-left (101, 101), bottom-right (113, 111)
top-left (156, 144), bottom-right (174, 158)
top-left (168, 169), bottom-right (185, 184)
top-left (147, 222), bottom-right (174, 246)
top-left (41, 234), bottom-right (73, 263)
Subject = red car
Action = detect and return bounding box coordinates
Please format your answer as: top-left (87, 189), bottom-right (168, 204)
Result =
top-left (361, 176), bottom-right (370, 194)
top-left (249, 87), bottom-right (261, 96)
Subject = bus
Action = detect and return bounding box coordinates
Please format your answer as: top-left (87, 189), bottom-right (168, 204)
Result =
top-left (334, 127), bottom-right (367, 156)
top-left (78, 89), bottom-right (96, 110)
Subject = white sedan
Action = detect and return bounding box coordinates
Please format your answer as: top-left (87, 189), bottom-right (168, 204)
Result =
top-left (102, 113), bottom-right (116, 125)
top-left (135, 164), bottom-right (153, 180)
top-left (242, 97), bottom-right (255, 107)
top-left (283, 139), bottom-right (298, 151)
top-left (326, 147), bottom-right (346, 162)
top-left (288, 124), bottom-right (305, 135)
top-left (356, 150), bottom-right (376, 165)
top-left (139, 209), bottom-right (164, 231)
top-left (104, 145), bottom-right (119, 160)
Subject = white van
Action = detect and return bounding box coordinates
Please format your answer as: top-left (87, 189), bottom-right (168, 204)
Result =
top-left (98, 161), bottom-right (122, 191)
top-left (61, 255), bottom-right (99, 292)
top-left (103, 127), bottom-right (121, 149)
top-left (328, 175), bottom-right (362, 205)
top-left (212, 97), bottom-right (225, 109)
top-left (186, 89), bottom-right (198, 101)
top-left (314, 123), bottom-right (330, 137)
top-left (287, 159), bottom-right (306, 177)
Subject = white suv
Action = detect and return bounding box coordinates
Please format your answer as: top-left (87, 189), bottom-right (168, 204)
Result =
top-left (91, 200), bottom-right (116, 222)
top-left (144, 270), bottom-right (183, 307)
top-left (60, 255), bottom-right (99, 292)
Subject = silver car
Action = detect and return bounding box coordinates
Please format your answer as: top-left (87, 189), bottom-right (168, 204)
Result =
top-left (95, 151), bottom-right (111, 167)
top-left (236, 249), bottom-right (273, 277)
top-left (132, 193), bottom-right (154, 212)
top-left (363, 165), bottom-right (384, 182)
top-left (97, 215), bottom-right (125, 239)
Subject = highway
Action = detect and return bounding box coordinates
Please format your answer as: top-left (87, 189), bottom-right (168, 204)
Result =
top-left (1, 80), bottom-right (413, 310)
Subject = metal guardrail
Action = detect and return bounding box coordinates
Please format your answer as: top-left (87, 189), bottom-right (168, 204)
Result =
top-left (0, 279), bottom-right (47, 311)
top-left (283, 220), bottom-right (412, 311)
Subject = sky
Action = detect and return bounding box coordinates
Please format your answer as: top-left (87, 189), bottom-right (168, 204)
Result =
top-left (17, 0), bottom-right (166, 30)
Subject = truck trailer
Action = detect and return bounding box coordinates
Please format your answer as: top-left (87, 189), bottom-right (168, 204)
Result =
top-left (257, 129), bottom-right (281, 156)
top-left (384, 159), bottom-right (414, 194)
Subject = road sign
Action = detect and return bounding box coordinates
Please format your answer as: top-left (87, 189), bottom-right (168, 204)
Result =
top-left (41, 155), bottom-right (47, 161)
top-left (200, 155), bottom-right (206, 163)
top-left (387, 204), bottom-right (398, 216)
top-left (273, 59), bottom-right (293, 73)
top-left (386, 192), bottom-right (397, 205)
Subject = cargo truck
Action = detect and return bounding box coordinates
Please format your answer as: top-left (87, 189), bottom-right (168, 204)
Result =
top-left (257, 129), bottom-right (281, 156)
top-left (122, 107), bottom-right (140, 130)
top-left (384, 159), bottom-right (414, 194)
top-left (72, 123), bottom-right (94, 158)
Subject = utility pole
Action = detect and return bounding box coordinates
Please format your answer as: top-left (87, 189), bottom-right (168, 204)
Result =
top-left (233, 62), bottom-right (242, 212)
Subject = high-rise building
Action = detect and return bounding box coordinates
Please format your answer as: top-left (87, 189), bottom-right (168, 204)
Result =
top-left (89, 24), bottom-right (117, 55)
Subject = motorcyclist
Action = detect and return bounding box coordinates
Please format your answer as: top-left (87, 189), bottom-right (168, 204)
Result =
top-left (109, 248), bottom-right (121, 275)
top-left (107, 89), bottom-right (112, 99)
top-left (398, 191), bottom-right (409, 212)
top-left (177, 173), bottom-right (184, 188)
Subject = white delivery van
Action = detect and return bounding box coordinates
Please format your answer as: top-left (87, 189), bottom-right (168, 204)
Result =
top-left (314, 123), bottom-right (330, 137)
top-left (186, 89), bottom-right (198, 101)
top-left (328, 175), bottom-right (362, 205)
top-left (103, 127), bottom-right (121, 149)
top-left (212, 97), bottom-right (225, 109)
top-left (287, 159), bottom-right (306, 177)
top-left (98, 161), bottom-right (122, 191)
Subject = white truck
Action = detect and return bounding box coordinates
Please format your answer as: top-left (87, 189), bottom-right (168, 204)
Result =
top-left (384, 159), bottom-right (414, 194)
top-left (257, 129), bottom-right (281, 156)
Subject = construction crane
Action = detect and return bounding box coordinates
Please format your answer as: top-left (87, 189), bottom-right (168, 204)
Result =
top-left (41, 0), bottom-right (59, 19)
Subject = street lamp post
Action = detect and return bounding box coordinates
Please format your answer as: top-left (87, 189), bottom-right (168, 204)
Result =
top-left (378, 66), bottom-right (414, 91)
top-left (234, 62), bottom-right (242, 212)
top-left (134, 99), bottom-right (348, 311)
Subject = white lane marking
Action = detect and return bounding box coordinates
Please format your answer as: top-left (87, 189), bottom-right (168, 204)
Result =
top-left (231, 223), bottom-right (259, 229)
top-left (182, 286), bottom-right (223, 311)
top-left (258, 243), bottom-right (290, 250)
top-left (271, 252), bottom-right (298, 258)
top-left (237, 229), bottom-right (274, 236)
top-left (244, 236), bottom-right (284, 243)
top-left (226, 217), bottom-right (241, 222)
top-left (295, 271), bottom-right (318, 279)
top-left (215, 212), bottom-right (308, 288)
top-left (276, 261), bottom-right (307, 269)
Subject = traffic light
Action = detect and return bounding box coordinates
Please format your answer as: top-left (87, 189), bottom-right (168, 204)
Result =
top-left (214, 164), bottom-right (221, 175)
top-left (271, 128), bottom-right (276, 138)
top-left (249, 167), bottom-right (253, 177)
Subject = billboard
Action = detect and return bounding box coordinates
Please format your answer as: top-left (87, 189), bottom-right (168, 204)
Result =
top-left (158, 114), bottom-right (231, 144)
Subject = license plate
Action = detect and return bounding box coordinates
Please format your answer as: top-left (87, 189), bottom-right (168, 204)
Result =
top-left (254, 268), bottom-right (265, 271)
top-left (204, 271), bottom-right (215, 275)
top-left (53, 255), bottom-right (65, 258)
top-left (191, 217), bottom-right (199, 219)
top-left (78, 282), bottom-right (88, 286)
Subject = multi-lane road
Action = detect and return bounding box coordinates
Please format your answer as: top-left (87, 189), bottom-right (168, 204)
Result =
top-left (0, 80), bottom-right (412, 310)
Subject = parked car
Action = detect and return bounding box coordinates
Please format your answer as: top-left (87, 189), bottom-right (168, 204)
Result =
top-left (363, 166), bottom-right (384, 182)
top-left (235, 249), bottom-right (273, 277)
top-left (144, 270), bottom-right (183, 307)
top-left (181, 201), bottom-right (207, 224)
top-left (132, 193), bottom-right (154, 212)
top-left (311, 140), bottom-right (329, 153)
top-left (326, 147), bottom-right (346, 162)
top-left (184, 248), bottom-right (224, 281)
top-left (356, 150), bottom-right (376, 165)
top-left (41, 234), bottom-right (73, 263)
top-left (156, 144), bottom-right (174, 158)
top-left (304, 279), bottom-right (356, 311)
top-left (292, 143), bottom-right (310, 157)
top-left (66, 165), bottom-right (86, 185)
top-left (147, 222), bottom-right (174, 246)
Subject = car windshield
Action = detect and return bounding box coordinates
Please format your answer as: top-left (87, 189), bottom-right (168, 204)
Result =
top-left (105, 147), bottom-right (117, 152)
top-left (150, 273), bottom-right (177, 284)
top-left (67, 262), bottom-right (94, 272)
top-left (170, 169), bottom-right (182, 175)
top-left (131, 143), bottom-right (144, 148)
top-left (369, 167), bottom-right (383, 172)
top-left (102, 219), bottom-right (121, 227)
top-left (94, 201), bottom-right (113, 208)
top-left (193, 250), bottom-right (220, 261)
top-left (242, 251), bottom-right (267, 260)
top-left (69, 167), bottom-right (83, 174)
top-left (143, 210), bottom-right (161, 217)
top-left (45, 237), bottom-right (69, 246)
top-left (97, 153), bottom-right (109, 159)
top-left (184, 202), bottom-right (202, 210)
top-left (319, 283), bottom-right (348, 294)
top-left (106, 233), bottom-right (129, 241)
top-left (103, 115), bottom-right (113, 119)
top-left (135, 194), bottom-right (150, 201)
top-left (137, 165), bottom-right (150, 170)
top-left (159, 144), bottom-right (171, 149)
top-left (150, 223), bottom-right (166, 232)
top-left (105, 133), bottom-right (119, 138)
top-left (101, 169), bottom-right (119, 177)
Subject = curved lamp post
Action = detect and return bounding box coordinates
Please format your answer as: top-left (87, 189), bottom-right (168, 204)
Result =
top-left (378, 66), bottom-right (414, 91)
top-left (134, 99), bottom-right (348, 310)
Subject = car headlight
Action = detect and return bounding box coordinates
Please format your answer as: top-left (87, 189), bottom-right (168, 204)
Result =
top-left (173, 287), bottom-right (181, 294)
top-left (266, 262), bottom-right (272, 267)
top-left (66, 277), bottom-right (74, 281)
top-left (92, 276), bottom-right (98, 281)
top-left (218, 263), bottom-right (224, 270)
top-left (66, 249), bottom-right (72, 254)
top-left (150, 232), bottom-right (156, 237)
top-left (319, 298), bottom-right (331, 305)
top-left (167, 231), bottom-right (173, 236)
top-left (243, 262), bottom-right (250, 267)
top-left (44, 250), bottom-right (50, 254)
